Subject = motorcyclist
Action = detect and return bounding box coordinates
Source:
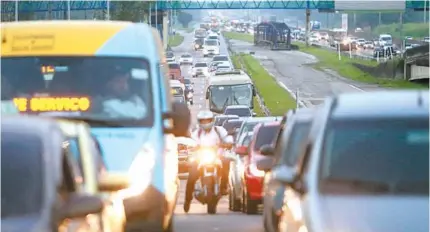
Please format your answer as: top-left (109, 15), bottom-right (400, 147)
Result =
top-left (183, 110), bottom-right (230, 213)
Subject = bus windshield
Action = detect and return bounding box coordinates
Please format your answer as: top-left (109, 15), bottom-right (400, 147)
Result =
top-left (1, 57), bottom-right (153, 126)
top-left (208, 84), bottom-right (253, 113)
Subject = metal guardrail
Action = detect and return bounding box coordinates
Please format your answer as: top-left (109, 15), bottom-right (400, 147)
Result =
top-left (225, 37), bottom-right (271, 116)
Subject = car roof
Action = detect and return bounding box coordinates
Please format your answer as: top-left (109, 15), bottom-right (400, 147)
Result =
top-left (208, 72), bottom-right (252, 85)
top-left (225, 105), bottom-right (249, 109)
top-left (2, 115), bottom-right (64, 173)
top-left (216, 114), bottom-right (239, 118)
top-left (243, 116), bottom-right (281, 123)
top-left (332, 90), bottom-right (428, 119)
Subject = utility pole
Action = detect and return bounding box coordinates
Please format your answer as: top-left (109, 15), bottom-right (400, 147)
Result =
top-left (378, 12), bottom-right (382, 26)
top-left (305, 9), bottom-right (310, 47)
top-left (399, 12), bottom-right (403, 49)
top-left (48, 2), bottom-right (52, 20)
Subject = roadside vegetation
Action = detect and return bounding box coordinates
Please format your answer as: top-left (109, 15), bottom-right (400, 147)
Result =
top-left (223, 31), bottom-right (254, 43)
top-left (293, 43), bottom-right (425, 89)
top-left (232, 53), bottom-right (296, 116)
top-left (230, 55), bottom-right (264, 116)
top-left (373, 22), bottom-right (429, 39)
top-left (168, 34), bottom-right (184, 47)
top-left (224, 31), bottom-right (425, 89)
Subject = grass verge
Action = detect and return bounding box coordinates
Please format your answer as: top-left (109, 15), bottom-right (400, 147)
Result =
top-left (373, 23), bottom-right (429, 40)
top-left (223, 32), bottom-right (254, 43)
top-left (224, 31), bottom-right (425, 89)
top-left (230, 55), bottom-right (265, 116)
top-left (293, 42), bottom-right (425, 89)
top-left (168, 34), bottom-right (184, 47)
top-left (233, 54), bottom-right (296, 116)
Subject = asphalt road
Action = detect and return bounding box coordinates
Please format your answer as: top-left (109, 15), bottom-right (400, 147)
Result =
top-left (228, 39), bottom-right (384, 107)
top-left (171, 31), bottom-right (264, 232)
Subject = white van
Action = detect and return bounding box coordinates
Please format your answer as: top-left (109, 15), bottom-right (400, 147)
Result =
top-left (379, 34), bottom-right (393, 46)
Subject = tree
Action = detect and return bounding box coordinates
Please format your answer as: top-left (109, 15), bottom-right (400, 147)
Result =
top-left (111, 1), bottom-right (149, 22)
top-left (178, 11), bottom-right (193, 27)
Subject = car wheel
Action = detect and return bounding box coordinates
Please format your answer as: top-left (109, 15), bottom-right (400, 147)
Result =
top-left (243, 189), bottom-right (258, 215)
top-left (231, 188), bottom-right (242, 212)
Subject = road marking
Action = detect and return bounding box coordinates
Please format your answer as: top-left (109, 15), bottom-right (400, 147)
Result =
top-left (348, 84), bottom-right (365, 92)
top-left (277, 81), bottom-right (306, 107)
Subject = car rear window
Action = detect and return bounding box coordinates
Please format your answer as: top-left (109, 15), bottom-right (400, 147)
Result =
top-left (213, 56), bottom-right (229, 62)
top-left (181, 54), bottom-right (192, 58)
top-left (169, 63), bottom-right (180, 69)
top-left (224, 107), bottom-right (251, 117)
top-left (321, 117), bottom-right (429, 194)
top-left (223, 120), bottom-right (243, 132)
top-left (195, 63), bottom-right (207, 67)
top-left (1, 132), bottom-right (43, 218)
top-left (166, 53), bottom-right (174, 58)
top-left (254, 125), bottom-right (281, 151)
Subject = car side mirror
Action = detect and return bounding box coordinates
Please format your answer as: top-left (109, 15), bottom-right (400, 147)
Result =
top-left (163, 102), bottom-right (191, 137)
top-left (59, 193), bottom-right (104, 220)
top-left (98, 173), bottom-right (130, 192)
top-left (272, 165), bottom-right (297, 185)
top-left (252, 112), bottom-right (257, 117)
top-left (255, 156), bottom-right (274, 172)
top-left (235, 146), bottom-right (248, 156)
top-left (260, 144), bottom-right (275, 156)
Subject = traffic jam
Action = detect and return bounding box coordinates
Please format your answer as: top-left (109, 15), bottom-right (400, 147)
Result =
top-left (1, 14), bottom-right (429, 232)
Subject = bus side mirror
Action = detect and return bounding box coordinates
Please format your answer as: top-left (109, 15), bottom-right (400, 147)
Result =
top-left (252, 87), bottom-right (256, 96)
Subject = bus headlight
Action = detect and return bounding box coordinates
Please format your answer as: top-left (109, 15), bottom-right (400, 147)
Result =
top-left (116, 144), bottom-right (155, 200)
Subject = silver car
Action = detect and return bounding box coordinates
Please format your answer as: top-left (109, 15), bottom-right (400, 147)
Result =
top-left (259, 90), bottom-right (429, 232)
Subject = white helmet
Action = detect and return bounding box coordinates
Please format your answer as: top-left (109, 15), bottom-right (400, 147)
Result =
top-left (197, 110), bottom-right (215, 130)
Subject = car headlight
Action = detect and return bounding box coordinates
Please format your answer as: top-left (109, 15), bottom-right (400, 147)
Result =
top-left (249, 163), bottom-right (265, 177)
top-left (116, 144), bottom-right (155, 200)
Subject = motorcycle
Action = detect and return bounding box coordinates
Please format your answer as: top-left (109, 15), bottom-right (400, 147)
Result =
top-left (190, 137), bottom-right (234, 214)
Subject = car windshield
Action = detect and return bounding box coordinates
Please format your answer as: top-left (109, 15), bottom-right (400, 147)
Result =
top-left (213, 56), bottom-right (229, 62)
top-left (208, 36), bottom-right (218, 40)
top-left (205, 40), bottom-right (218, 46)
top-left (168, 63), bottom-right (180, 69)
top-left (195, 63), bottom-right (207, 68)
top-left (217, 66), bottom-right (231, 70)
top-left (173, 95), bottom-right (185, 103)
top-left (1, 57), bottom-right (152, 126)
top-left (171, 86), bottom-right (184, 96)
top-left (254, 125), bottom-right (281, 151)
top-left (1, 132), bottom-right (43, 218)
top-left (166, 53), bottom-right (174, 58)
top-left (223, 120), bottom-right (243, 132)
top-left (280, 122), bottom-right (311, 166)
top-left (209, 84), bottom-right (253, 112)
top-left (320, 117), bottom-right (429, 194)
top-left (224, 107), bottom-right (251, 117)
top-left (184, 79), bottom-right (191, 84)
top-left (215, 116), bottom-right (234, 126)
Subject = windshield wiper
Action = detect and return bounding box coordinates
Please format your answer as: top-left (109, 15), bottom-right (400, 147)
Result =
top-left (323, 178), bottom-right (391, 193)
top-left (49, 116), bottom-right (125, 127)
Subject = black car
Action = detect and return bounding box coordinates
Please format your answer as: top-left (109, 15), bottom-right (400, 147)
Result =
top-left (1, 116), bottom-right (106, 232)
top-left (194, 38), bottom-right (204, 50)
